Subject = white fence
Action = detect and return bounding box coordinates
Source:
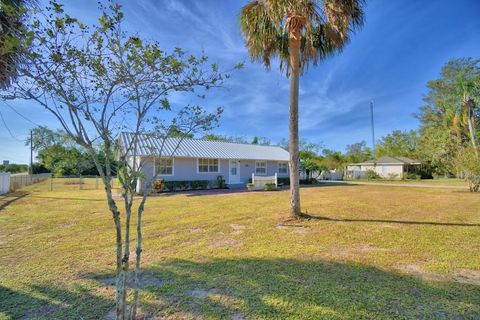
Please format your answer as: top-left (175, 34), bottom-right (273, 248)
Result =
top-left (251, 173), bottom-right (277, 190)
top-left (345, 170), bottom-right (367, 179)
top-left (300, 170), bottom-right (344, 181)
top-left (0, 172), bottom-right (10, 195)
top-left (9, 173), bottom-right (51, 191)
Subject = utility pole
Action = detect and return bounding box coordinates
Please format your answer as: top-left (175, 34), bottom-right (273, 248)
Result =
top-left (29, 129), bottom-right (33, 176)
top-left (370, 101), bottom-right (376, 159)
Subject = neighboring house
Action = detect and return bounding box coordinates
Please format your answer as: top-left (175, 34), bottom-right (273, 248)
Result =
top-left (346, 156), bottom-right (421, 179)
top-left (118, 133), bottom-right (290, 191)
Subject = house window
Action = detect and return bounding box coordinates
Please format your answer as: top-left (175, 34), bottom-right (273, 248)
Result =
top-left (278, 162), bottom-right (288, 174)
top-left (198, 158), bottom-right (219, 173)
top-left (255, 161), bottom-right (267, 175)
top-left (156, 158), bottom-right (173, 175)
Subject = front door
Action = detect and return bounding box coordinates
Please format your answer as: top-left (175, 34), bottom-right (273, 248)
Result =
top-left (229, 160), bottom-right (241, 184)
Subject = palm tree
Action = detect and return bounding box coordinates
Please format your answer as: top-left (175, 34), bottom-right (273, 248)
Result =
top-left (240, 0), bottom-right (365, 217)
top-left (0, 0), bottom-right (35, 88)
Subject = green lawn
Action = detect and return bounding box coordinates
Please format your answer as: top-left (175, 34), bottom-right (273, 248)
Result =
top-left (1, 180), bottom-right (480, 319)
top-left (344, 178), bottom-right (467, 186)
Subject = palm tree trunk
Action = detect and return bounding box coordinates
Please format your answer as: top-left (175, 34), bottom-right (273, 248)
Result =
top-left (288, 26), bottom-right (302, 217)
top-left (465, 97), bottom-right (478, 156)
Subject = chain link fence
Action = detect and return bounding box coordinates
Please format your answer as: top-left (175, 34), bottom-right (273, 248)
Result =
top-left (9, 173), bottom-right (51, 192)
top-left (16, 175), bottom-right (118, 192)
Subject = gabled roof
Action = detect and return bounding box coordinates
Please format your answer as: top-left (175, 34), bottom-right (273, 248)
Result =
top-left (349, 156), bottom-right (421, 166)
top-left (119, 133), bottom-right (290, 161)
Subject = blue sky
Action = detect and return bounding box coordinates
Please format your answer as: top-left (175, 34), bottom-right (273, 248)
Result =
top-left (1, 0), bottom-right (479, 163)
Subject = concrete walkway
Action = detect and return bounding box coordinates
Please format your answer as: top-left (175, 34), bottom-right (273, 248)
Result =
top-left (318, 180), bottom-right (468, 189)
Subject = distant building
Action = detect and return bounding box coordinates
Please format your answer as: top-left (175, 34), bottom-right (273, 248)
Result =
top-left (2, 160), bottom-right (9, 166)
top-left (346, 156), bottom-right (421, 179)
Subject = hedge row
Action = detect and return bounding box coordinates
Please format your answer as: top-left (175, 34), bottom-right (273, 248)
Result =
top-left (152, 177), bottom-right (226, 193)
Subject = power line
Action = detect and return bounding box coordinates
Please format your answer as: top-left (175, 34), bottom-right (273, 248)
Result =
top-left (0, 108), bottom-right (25, 142)
top-left (2, 100), bottom-right (40, 126)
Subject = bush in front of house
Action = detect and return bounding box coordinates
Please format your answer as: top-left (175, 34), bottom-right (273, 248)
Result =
top-left (153, 180), bottom-right (165, 193)
top-left (165, 180), bottom-right (209, 191)
top-left (264, 183), bottom-right (277, 191)
top-left (387, 173), bottom-right (399, 180)
top-left (152, 179), bottom-right (228, 193)
top-left (300, 178), bottom-right (317, 184)
top-left (405, 172), bottom-right (421, 180)
top-left (216, 175), bottom-right (227, 189)
top-left (365, 169), bottom-right (382, 180)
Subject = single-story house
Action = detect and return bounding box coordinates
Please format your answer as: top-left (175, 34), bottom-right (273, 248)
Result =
top-left (118, 133), bottom-right (290, 191)
top-left (346, 156), bottom-right (421, 179)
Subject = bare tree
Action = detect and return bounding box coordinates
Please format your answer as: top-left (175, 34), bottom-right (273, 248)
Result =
top-left (2, 1), bottom-right (237, 318)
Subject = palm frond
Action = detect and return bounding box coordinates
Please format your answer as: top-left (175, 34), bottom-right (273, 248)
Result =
top-left (239, 0), bottom-right (365, 75)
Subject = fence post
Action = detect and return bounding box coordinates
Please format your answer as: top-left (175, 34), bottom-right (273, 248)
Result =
top-left (96, 176), bottom-right (99, 190)
top-left (275, 173), bottom-right (278, 188)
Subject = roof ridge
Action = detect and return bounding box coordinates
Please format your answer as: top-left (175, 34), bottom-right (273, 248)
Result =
top-left (121, 132), bottom-right (284, 149)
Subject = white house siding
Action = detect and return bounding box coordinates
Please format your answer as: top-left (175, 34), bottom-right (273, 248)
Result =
top-left (347, 164), bottom-right (404, 179)
top-left (366, 164), bottom-right (403, 178)
top-left (238, 160), bottom-right (289, 182)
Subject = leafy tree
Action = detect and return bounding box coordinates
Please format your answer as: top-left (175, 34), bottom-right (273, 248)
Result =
top-left (345, 141), bottom-right (372, 163)
top-left (416, 58), bottom-right (480, 175)
top-left (376, 130), bottom-right (418, 159)
top-left (251, 136), bottom-right (271, 145)
top-left (301, 157), bottom-right (327, 180)
top-left (202, 133), bottom-right (248, 143)
top-left (319, 149), bottom-right (346, 170)
top-left (37, 145), bottom-right (83, 176)
top-left (168, 125), bottom-right (194, 138)
top-left (26, 125), bottom-right (73, 151)
top-left (2, 2), bottom-right (233, 319)
top-left (0, 163), bottom-right (28, 173)
top-left (0, 0), bottom-right (36, 87)
top-left (240, 0), bottom-right (365, 218)
top-left (455, 147), bottom-right (480, 192)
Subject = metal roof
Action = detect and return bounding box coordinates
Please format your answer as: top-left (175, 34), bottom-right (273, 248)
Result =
top-left (349, 156), bottom-right (421, 166)
top-left (120, 133), bottom-right (290, 161)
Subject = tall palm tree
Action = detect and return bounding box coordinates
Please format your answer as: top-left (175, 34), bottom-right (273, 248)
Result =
top-left (240, 0), bottom-right (365, 217)
top-left (0, 0), bottom-right (35, 88)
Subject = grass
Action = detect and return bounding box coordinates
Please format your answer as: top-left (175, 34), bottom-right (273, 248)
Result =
top-left (1, 179), bottom-right (480, 319)
top-left (344, 178), bottom-right (467, 186)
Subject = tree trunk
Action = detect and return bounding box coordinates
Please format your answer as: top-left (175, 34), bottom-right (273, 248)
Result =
top-left (104, 180), bottom-right (127, 320)
top-left (130, 195), bottom-right (146, 319)
top-left (288, 24), bottom-right (302, 217)
top-left (466, 97), bottom-right (478, 156)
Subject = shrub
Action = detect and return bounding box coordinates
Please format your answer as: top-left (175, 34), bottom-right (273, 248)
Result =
top-left (264, 183), bottom-right (277, 191)
top-left (387, 173), bottom-right (399, 180)
top-left (277, 177), bottom-right (290, 185)
top-left (405, 172), bottom-right (421, 180)
top-left (163, 180), bottom-right (211, 192)
top-left (191, 180), bottom-right (208, 189)
top-left (365, 169), bottom-right (381, 180)
top-left (217, 175), bottom-right (227, 189)
top-left (455, 147), bottom-right (480, 192)
top-left (153, 179), bottom-right (165, 193)
top-left (300, 178), bottom-right (316, 184)
top-left (418, 168), bottom-right (434, 179)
